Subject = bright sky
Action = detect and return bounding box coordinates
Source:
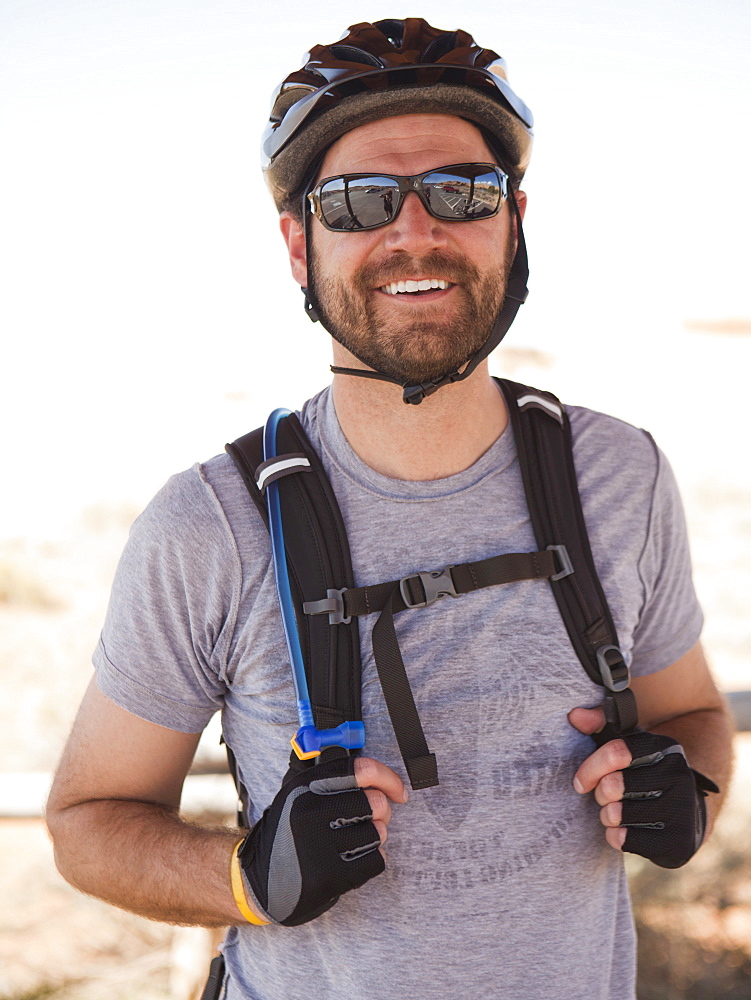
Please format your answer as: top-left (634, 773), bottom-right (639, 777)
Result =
top-left (1, 0), bottom-right (749, 536)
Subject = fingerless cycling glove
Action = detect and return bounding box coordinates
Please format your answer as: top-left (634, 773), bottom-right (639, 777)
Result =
top-left (238, 754), bottom-right (385, 925)
top-left (618, 730), bottom-right (719, 869)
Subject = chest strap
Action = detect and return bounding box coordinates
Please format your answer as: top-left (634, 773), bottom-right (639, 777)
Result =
top-left (304, 548), bottom-right (562, 790)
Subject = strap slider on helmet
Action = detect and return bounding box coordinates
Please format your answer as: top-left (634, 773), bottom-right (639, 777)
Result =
top-left (402, 371), bottom-right (462, 405)
top-left (302, 287), bottom-right (320, 323)
top-left (403, 384), bottom-right (428, 405)
top-left (504, 275), bottom-right (529, 304)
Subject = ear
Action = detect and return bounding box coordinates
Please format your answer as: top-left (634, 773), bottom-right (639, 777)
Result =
top-left (514, 188), bottom-right (527, 223)
top-left (280, 211), bottom-right (308, 287)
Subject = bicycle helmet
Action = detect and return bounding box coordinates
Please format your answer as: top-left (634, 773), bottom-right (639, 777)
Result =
top-left (263, 18), bottom-right (534, 404)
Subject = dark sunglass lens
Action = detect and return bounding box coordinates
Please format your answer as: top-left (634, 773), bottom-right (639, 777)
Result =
top-left (423, 167), bottom-right (502, 220)
top-left (319, 176), bottom-right (401, 230)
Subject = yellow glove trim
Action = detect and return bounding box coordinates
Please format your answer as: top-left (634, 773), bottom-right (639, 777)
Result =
top-left (230, 839), bottom-right (269, 925)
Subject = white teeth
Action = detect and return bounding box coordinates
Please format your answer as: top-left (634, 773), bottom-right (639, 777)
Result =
top-left (379, 278), bottom-right (451, 295)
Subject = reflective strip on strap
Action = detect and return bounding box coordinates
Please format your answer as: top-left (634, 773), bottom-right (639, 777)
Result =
top-left (516, 393), bottom-right (564, 424)
top-left (255, 455), bottom-right (311, 492)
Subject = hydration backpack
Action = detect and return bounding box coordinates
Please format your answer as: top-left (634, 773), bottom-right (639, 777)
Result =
top-left (223, 378), bottom-right (638, 807)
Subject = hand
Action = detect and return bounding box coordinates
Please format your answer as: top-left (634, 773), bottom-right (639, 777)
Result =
top-left (568, 706), bottom-right (628, 850)
top-left (239, 754), bottom-right (407, 925)
top-left (353, 754), bottom-right (409, 857)
top-left (568, 706), bottom-right (718, 868)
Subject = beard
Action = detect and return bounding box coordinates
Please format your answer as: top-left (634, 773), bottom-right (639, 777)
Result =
top-left (308, 238), bottom-right (515, 385)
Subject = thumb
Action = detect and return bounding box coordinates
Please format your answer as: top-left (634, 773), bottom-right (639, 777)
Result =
top-left (567, 705), bottom-right (606, 735)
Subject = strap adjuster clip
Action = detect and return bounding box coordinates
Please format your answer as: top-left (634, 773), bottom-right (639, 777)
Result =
top-left (302, 588), bottom-right (351, 625)
top-left (597, 644), bottom-right (631, 692)
top-left (547, 544), bottom-right (574, 581)
top-left (400, 567), bottom-right (458, 609)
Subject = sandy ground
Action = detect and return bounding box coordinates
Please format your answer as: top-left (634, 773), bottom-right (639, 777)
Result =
top-left (1, 344), bottom-right (749, 999)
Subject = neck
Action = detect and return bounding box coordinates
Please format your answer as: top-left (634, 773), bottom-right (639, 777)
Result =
top-left (330, 345), bottom-right (507, 481)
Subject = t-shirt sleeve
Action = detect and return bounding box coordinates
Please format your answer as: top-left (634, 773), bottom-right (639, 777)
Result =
top-left (630, 441), bottom-right (703, 676)
top-left (93, 464), bottom-right (241, 732)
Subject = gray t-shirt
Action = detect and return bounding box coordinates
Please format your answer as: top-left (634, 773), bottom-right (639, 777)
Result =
top-left (94, 387), bottom-right (703, 1000)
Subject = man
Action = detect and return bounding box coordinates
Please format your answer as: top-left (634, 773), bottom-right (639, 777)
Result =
top-left (47, 18), bottom-right (733, 1000)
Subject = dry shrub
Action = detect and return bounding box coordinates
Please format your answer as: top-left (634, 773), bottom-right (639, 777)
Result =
top-left (0, 558), bottom-right (58, 610)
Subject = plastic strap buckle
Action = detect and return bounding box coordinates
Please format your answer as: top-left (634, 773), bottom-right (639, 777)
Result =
top-left (399, 567), bottom-right (458, 609)
top-left (302, 588), bottom-right (351, 625)
top-left (596, 644), bottom-right (631, 692)
top-left (547, 544), bottom-right (574, 581)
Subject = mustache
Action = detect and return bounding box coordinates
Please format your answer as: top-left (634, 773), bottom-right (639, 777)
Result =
top-left (355, 250), bottom-right (481, 289)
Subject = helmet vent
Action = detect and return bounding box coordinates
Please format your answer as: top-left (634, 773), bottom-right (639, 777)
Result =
top-left (328, 45), bottom-right (384, 69)
top-left (374, 19), bottom-right (405, 48)
top-left (422, 32), bottom-right (459, 63)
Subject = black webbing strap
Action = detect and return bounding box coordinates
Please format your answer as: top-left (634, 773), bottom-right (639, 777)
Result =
top-left (199, 955), bottom-right (226, 1000)
top-left (305, 550), bottom-right (559, 789)
top-left (311, 550), bottom-right (559, 620)
top-left (370, 552), bottom-right (558, 789)
top-left (498, 378), bottom-right (638, 736)
top-left (372, 583), bottom-right (437, 789)
top-left (593, 686), bottom-right (639, 746)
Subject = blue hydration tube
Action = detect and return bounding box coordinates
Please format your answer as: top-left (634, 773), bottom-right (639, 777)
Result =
top-left (264, 409), bottom-right (365, 760)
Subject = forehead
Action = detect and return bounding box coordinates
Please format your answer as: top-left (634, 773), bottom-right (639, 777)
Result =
top-left (318, 114), bottom-right (496, 179)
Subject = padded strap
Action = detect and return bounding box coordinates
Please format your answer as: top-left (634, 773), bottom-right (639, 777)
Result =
top-left (498, 378), bottom-right (636, 736)
top-left (229, 417), bottom-right (363, 728)
top-left (226, 427), bottom-right (268, 527)
top-left (255, 453), bottom-right (312, 492)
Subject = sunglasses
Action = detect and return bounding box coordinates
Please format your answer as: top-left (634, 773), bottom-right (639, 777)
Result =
top-left (307, 162), bottom-right (509, 233)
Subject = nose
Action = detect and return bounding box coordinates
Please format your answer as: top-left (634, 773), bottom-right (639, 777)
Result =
top-left (382, 191), bottom-right (448, 254)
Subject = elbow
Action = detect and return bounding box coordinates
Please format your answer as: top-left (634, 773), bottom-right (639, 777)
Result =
top-left (45, 793), bottom-right (85, 890)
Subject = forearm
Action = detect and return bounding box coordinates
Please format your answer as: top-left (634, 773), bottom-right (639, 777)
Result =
top-left (48, 798), bottom-right (250, 927)
top-left (650, 702), bottom-right (735, 836)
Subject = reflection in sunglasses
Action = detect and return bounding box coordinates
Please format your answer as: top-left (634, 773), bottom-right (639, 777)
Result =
top-left (309, 163), bottom-right (508, 233)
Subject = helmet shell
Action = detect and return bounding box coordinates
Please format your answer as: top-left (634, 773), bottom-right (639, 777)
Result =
top-left (263, 18), bottom-right (534, 209)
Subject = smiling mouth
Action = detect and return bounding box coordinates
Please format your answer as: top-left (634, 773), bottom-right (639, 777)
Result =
top-left (378, 278), bottom-right (452, 296)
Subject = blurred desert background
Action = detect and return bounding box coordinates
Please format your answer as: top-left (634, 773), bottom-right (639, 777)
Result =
top-left (1, 1), bottom-right (749, 998)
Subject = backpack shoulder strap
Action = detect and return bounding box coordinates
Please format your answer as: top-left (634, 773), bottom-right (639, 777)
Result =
top-left (226, 427), bottom-right (268, 526)
top-left (226, 415), bottom-right (362, 728)
top-left (497, 377), bottom-right (638, 737)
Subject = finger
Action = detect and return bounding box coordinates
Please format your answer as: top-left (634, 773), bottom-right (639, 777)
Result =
top-left (567, 705), bottom-right (607, 736)
top-left (605, 827), bottom-right (627, 851)
top-left (364, 788), bottom-right (392, 826)
top-left (372, 819), bottom-right (387, 845)
top-left (354, 756), bottom-right (408, 804)
top-left (593, 770), bottom-right (625, 807)
top-left (599, 801), bottom-right (623, 828)
top-left (573, 739), bottom-right (632, 794)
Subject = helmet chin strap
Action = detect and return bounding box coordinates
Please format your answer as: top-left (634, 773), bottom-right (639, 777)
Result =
top-left (302, 192), bottom-right (529, 406)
